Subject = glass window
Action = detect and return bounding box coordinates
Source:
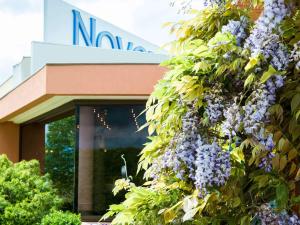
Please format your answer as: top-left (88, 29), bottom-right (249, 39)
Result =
top-left (77, 104), bottom-right (146, 216)
top-left (45, 115), bottom-right (76, 211)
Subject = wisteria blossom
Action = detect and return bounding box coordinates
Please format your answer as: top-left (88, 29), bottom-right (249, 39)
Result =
top-left (221, 100), bottom-right (243, 139)
top-left (149, 110), bottom-right (200, 180)
top-left (255, 128), bottom-right (275, 172)
top-left (222, 16), bottom-right (248, 46)
top-left (244, 0), bottom-right (289, 70)
top-left (242, 75), bottom-right (284, 135)
top-left (203, 0), bottom-right (225, 7)
top-left (151, 110), bottom-right (231, 193)
top-left (204, 88), bottom-right (225, 124)
top-left (256, 204), bottom-right (300, 225)
top-left (194, 140), bottom-right (231, 195)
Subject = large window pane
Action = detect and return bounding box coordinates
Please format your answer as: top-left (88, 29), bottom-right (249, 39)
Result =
top-left (77, 104), bottom-right (146, 216)
top-left (45, 116), bottom-right (76, 211)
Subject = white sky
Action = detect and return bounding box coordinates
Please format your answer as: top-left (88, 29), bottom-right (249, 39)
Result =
top-left (0, 0), bottom-right (202, 83)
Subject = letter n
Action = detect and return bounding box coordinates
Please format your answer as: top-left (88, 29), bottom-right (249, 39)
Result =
top-left (72, 10), bottom-right (96, 46)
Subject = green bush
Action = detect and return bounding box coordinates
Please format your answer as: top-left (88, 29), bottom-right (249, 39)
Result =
top-left (0, 154), bottom-right (79, 225)
top-left (41, 210), bottom-right (81, 225)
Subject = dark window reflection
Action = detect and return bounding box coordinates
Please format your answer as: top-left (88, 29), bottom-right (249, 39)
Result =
top-left (45, 116), bottom-right (75, 211)
top-left (78, 104), bottom-right (146, 216)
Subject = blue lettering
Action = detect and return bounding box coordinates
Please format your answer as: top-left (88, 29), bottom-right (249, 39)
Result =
top-left (96, 31), bottom-right (117, 49)
top-left (127, 42), bottom-right (134, 51)
top-left (72, 10), bottom-right (96, 46)
top-left (116, 36), bottom-right (123, 49)
top-left (133, 46), bottom-right (146, 52)
top-left (72, 9), bottom-right (148, 52)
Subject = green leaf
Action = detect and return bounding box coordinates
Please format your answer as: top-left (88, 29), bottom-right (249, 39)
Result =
top-left (291, 93), bottom-right (300, 113)
top-left (240, 215), bottom-right (251, 225)
top-left (276, 183), bottom-right (289, 209)
top-left (256, 175), bottom-right (269, 188)
top-left (244, 73), bottom-right (256, 88)
top-left (148, 124), bottom-right (155, 136)
top-left (232, 197), bottom-right (241, 208)
top-left (164, 208), bottom-right (177, 223)
top-left (289, 162), bottom-right (297, 175)
top-left (272, 154), bottom-right (280, 171)
top-left (260, 65), bottom-right (277, 83)
top-left (295, 168), bottom-right (300, 181)
top-left (182, 207), bottom-right (200, 222)
top-left (231, 147), bottom-right (245, 163)
top-left (291, 196), bottom-right (300, 205)
top-left (245, 57), bottom-right (259, 71)
top-left (288, 149), bottom-right (298, 162)
top-left (279, 156), bottom-right (287, 171)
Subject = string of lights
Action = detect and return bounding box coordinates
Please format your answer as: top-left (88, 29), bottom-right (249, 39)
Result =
top-left (93, 108), bottom-right (111, 130)
top-left (131, 108), bottom-right (140, 131)
top-left (93, 107), bottom-right (141, 131)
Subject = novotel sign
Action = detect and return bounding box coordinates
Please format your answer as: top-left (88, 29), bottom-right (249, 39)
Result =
top-left (44, 0), bottom-right (157, 53)
top-left (72, 10), bottom-right (147, 52)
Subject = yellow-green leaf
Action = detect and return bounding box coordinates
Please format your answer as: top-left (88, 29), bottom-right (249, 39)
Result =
top-left (244, 73), bottom-right (256, 88)
top-left (289, 163), bottom-right (297, 175)
top-left (232, 197), bottom-right (241, 208)
top-left (272, 154), bottom-right (280, 171)
top-left (241, 215), bottom-right (251, 225)
top-left (260, 65), bottom-right (277, 83)
top-left (245, 57), bottom-right (259, 71)
top-left (295, 169), bottom-right (300, 181)
top-left (288, 149), bottom-right (298, 162)
top-left (279, 156), bottom-right (287, 171)
top-left (291, 93), bottom-right (300, 113)
top-left (164, 209), bottom-right (176, 223)
top-left (231, 147), bottom-right (245, 163)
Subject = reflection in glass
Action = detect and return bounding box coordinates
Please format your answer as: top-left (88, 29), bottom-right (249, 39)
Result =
top-left (78, 104), bottom-right (146, 216)
top-left (45, 116), bottom-right (76, 210)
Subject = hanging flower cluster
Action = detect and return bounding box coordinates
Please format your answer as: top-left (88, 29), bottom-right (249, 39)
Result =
top-left (244, 0), bottom-right (289, 70)
top-left (256, 204), bottom-right (300, 225)
top-left (221, 16), bottom-right (249, 46)
top-left (221, 100), bottom-right (243, 139)
top-left (150, 110), bottom-right (231, 194)
top-left (243, 75), bottom-right (284, 135)
top-left (204, 88), bottom-right (225, 124)
top-left (255, 128), bottom-right (275, 172)
top-left (149, 111), bottom-right (200, 180)
top-left (172, 110), bottom-right (200, 180)
top-left (194, 140), bottom-right (231, 195)
top-left (204, 0), bottom-right (225, 7)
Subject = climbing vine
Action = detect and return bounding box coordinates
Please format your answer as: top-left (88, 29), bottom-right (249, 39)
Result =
top-left (102, 0), bottom-right (300, 224)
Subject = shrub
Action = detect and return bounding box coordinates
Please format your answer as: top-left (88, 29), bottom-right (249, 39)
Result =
top-left (0, 154), bottom-right (78, 225)
top-left (41, 210), bottom-right (81, 225)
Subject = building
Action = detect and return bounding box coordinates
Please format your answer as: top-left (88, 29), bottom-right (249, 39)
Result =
top-left (0, 0), bottom-right (168, 222)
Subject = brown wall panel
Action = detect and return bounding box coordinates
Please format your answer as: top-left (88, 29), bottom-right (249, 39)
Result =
top-left (21, 123), bottom-right (45, 169)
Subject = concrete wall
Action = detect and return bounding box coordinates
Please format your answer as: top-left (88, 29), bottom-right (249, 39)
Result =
top-left (0, 122), bottom-right (20, 162)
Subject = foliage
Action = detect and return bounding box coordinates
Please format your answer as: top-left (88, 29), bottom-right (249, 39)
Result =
top-left (41, 210), bottom-right (81, 225)
top-left (103, 0), bottom-right (300, 224)
top-left (45, 115), bottom-right (75, 209)
top-left (0, 155), bottom-right (62, 225)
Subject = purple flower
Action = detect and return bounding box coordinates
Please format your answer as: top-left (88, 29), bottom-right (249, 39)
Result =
top-left (244, 0), bottom-right (289, 71)
top-left (222, 16), bottom-right (248, 46)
